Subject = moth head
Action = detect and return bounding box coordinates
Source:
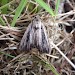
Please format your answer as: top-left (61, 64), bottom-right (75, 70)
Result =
top-left (32, 16), bottom-right (41, 29)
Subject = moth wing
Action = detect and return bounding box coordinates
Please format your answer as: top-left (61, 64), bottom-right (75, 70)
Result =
top-left (19, 23), bottom-right (33, 51)
top-left (39, 23), bottom-right (50, 53)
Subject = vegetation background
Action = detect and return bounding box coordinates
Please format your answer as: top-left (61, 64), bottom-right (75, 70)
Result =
top-left (0, 0), bottom-right (75, 75)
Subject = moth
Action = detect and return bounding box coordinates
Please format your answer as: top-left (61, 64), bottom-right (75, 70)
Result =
top-left (19, 16), bottom-right (50, 53)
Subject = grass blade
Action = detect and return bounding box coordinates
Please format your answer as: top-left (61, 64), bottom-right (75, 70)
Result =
top-left (0, 0), bottom-right (14, 10)
top-left (35, 0), bottom-right (55, 16)
top-left (1, 0), bottom-right (8, 14)
top-left (0, 16), bottom-right (6, 25)
top-left (33, 54), bottom-right (59, 75)
top-left (0, 51), bottom-right (15, 58)
top-left (55, 0), bottom-right (60, 15)
top-left (44, 61), bottom-right (59, 75)
top-left (11, 0), bottom-right (27, 27)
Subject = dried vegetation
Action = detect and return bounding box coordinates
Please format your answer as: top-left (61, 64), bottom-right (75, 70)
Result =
top-left (0, 0), bottom-right (75, 75)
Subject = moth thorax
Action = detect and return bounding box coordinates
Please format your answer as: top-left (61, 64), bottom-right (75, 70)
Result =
top-left (33, 21), bottom-right (41, 30)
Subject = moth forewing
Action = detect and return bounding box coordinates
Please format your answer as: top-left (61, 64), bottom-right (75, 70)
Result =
top-left (19, 23), bottom-right (32, 51)
top-left (41, 23), bottom-right (50, 53)
top-left (41, 23), bottom-right (49, 46)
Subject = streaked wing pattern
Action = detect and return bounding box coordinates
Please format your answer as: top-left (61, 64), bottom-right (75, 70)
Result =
top-left (19, 16), bottom-right (50, 53)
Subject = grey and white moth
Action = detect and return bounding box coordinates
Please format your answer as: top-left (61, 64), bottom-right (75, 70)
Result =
top-left (19, 16), bottom-right (50, 53)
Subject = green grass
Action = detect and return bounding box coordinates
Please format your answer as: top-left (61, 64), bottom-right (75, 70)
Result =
top-left (0, 0), bottom-right (14, 10)
top-left (11, 0), bottom-right (60, 26)
top-left (0, 16), bottom-right (6, 25)
top-left (0, 0), bottom-right (60, 26)
top-left (1, 0), bottom-right (8, 14)
top-left (11, 0), bottom-right (27, 27)
top-left (35, 0), bottom-right (55, 16)
top-left (33, 54), bottom-right (59, 75)
top-left (55, 0), bottom-right (60, 15)
top-left (0, 51), bottom-right (15, 58)
top-left (35, 0), bottom-right (60, 16)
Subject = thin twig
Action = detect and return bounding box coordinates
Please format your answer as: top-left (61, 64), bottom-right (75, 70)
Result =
top-left (50, 40), bottom-right (75, 69)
